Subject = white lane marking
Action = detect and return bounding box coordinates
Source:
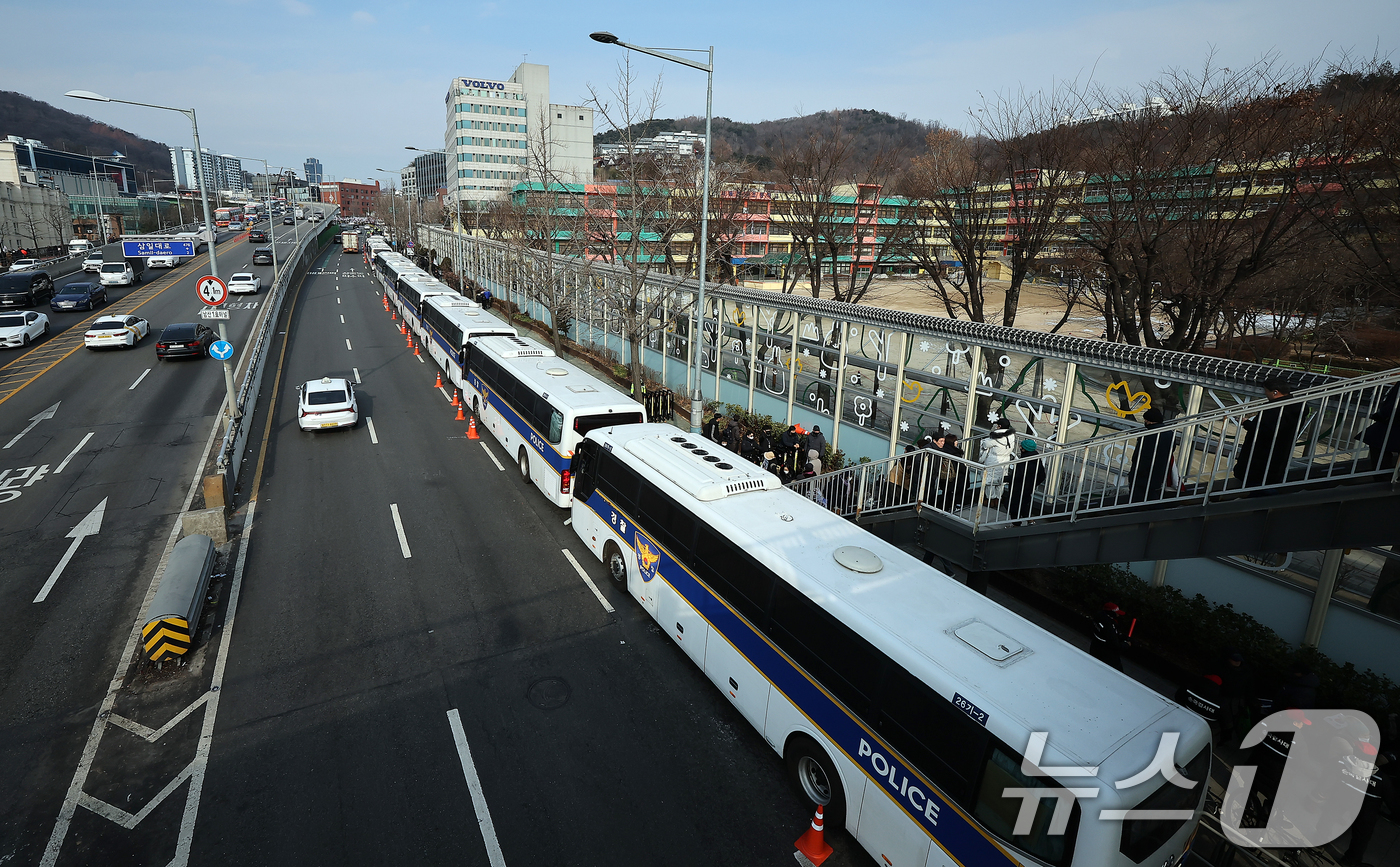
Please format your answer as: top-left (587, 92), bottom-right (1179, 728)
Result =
top-left (337, 297), bottom-right (341, 304)
top-left (562, 549), bottom-right (615, 614)
top-left (479, 442), bottom-right (504, 471)
top-left (340, 315), bottom-right (345, 324)
top-left (54, 432), bottom-right (94, 474)
top-left (40, 399), bottom-right (227, 866)
top-left (128, 368), bottom-right (152, 390)
top-left (563, 517), bottom-right (572, 526)
top-left (417, 353), bottom-right (425, 364)
top-left (446, 709), bottom-right (508, 867)
top-left (346, 338), bottom-right (353, 351)
top-left (353, 367), bottom-right (361, 383)
top-left (438, 386), bottom-right (451, 402)
top-left (390, 503), bottom-right (412, 558)
top-left (33, 498), bottom-right (107, 603)
top-left (366, 417), bottom-right (379, 444)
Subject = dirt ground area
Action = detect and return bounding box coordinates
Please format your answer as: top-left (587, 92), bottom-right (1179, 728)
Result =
top-left (742, 276), bottom-right (1107, 336)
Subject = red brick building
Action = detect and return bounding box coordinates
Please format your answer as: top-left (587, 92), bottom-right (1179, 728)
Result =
top-left (318, 179), bottom-right (379, 217)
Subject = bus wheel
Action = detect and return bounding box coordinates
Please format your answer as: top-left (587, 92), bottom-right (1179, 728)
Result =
top-left (785, 735), bottom-right (846, 831)
top-left (602, 542), bottom-right (628, 587)
top-left (473, 396), bottom-right (480, 417)
top-left (518, 448), bottom-right (530, 482)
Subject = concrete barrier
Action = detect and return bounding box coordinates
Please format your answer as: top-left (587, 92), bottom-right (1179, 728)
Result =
top-left (140, 534), bottom-right (216, 662)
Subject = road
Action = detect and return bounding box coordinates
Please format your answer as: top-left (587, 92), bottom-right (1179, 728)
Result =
top-left (5, 232), bottom-right (868, 867)
top-left (0, 218), bottom-right (315, 863)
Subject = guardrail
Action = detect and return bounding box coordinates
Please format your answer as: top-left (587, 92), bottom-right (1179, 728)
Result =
top-left (212, 213), bottom-right (340, 496)
top-left (787, 366), bottom-right (1400, 530)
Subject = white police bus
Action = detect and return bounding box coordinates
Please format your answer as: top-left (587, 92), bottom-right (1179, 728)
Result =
top-left (462, 334), bottom-right (645, 506)
top-left (419, 294), bottom-right (515, 386)
top-left (372, 252), bottom-right (450, 334)
top-left (567, 423), bottom-right (1212, 867)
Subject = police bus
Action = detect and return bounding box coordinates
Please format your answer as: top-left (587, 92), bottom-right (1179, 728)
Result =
top-left (462, 334), bottom-right (645, 507)
top-left (419, 293), bottom-right (514, 386)
top-left (567, 423), bottom-right (1212, 867)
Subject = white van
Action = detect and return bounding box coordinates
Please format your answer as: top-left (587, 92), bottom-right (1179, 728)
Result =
top-left (68, 239), bottom-right (95, 257)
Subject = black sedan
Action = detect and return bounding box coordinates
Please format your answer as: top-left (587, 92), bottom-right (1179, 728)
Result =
top-left (282, 215), bottom-right (295, 225)
top-left (249, 228), bottom-right (269, 243)
top-left (50, 281), bottom-right (108, 312)
top-left (155, 322), bottom-right (215, 359)
top-left (252, 247), bottom-right (274, 265)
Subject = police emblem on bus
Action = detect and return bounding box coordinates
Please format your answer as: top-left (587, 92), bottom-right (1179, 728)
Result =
top-left (635, 533), bottom-right (661, 583)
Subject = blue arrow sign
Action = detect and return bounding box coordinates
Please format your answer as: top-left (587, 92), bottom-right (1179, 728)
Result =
top-left (209, 340), bottom-right (234, 360)
top-left (122, 239), bottom-right (196, 257)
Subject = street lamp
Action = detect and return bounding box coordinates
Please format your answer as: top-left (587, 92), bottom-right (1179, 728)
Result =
top-left (589, 31), bottom-right (714, 434)
top-left (406, 146), bottom-right (469, 297)
top-left (66, 89), bottom-right (238, 426)
top-left (223, 153), bottom-right (281, 284)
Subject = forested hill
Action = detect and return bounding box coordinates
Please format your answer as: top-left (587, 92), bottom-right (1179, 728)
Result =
top-left (0, 91), bottom-right (173, 181)
top-left (594, 109), bottom-right (939, 173)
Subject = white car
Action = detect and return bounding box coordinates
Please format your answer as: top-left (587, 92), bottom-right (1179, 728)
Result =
top-left (229, 221), bottom-right (244, 231)
top-left (8, 259), bottom-right (41, 272)
top-left (228, 272), bottom-right (261, 294)
top-left (147, 255), bottom-right (179, 268)
top-left (99, 262), bottom-right (135, 286)
top-left (83, 252), bottom-right (106, 272)
top-left (297, 377), bottom-right (358, 431)
top-left (0, 310), bottom-right (49, 348)
top-left (84, 315), bottom-right (150, 350)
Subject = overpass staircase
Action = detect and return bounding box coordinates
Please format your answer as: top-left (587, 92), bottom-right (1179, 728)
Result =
top-left (787, 369), bottom-right (1400, 572)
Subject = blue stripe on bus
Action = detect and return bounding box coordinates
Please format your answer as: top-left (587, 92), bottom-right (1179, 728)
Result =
top-left (584, 489), bottom-right (1018, 866)
top-left (466, 371), bottom-right (569, 473)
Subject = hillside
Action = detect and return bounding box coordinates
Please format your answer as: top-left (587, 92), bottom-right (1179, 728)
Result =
top-left (0, 91), bottom-right (173, 181)
top-left (594, 109), bottom-right (938, 174)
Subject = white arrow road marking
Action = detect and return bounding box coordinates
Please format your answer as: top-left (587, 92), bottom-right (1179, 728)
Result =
top-left (5, 401), bottom-right (60, 449)
top-left (34, 498), bottom-right (106, 603)
top-left (54, 432), bottom-right (94, 474)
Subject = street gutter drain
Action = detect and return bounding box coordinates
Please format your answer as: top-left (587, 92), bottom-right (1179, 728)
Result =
top-left (527, 677), bottom-right (571, 710)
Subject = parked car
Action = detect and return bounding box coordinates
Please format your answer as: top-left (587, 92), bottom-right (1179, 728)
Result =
top-left (50, 279), bottom-right (108, 312)
top-left (99, 259), bottom-right (144, 287)
top-left (0, 310), bottom-right (49, 348)
top-left (8, 258), bottom-right (42, 272)
top-left (0, 270), bottom-right (54, 307)
top-left (228, 273), bottom-right (261, 294)
top-left (155, 322), bottom-right (215, 359)
top-left (297, 376), bottom-right (359, 431)
top-left (85, 315), bottom-right (149, 350)
top-left (252, 248), bottom-right (274, 266)
top-left (83, 252), bottom-right (106, 272)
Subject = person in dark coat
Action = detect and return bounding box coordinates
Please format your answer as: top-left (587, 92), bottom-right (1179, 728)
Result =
top-left (1217, 650), bottom-right (1258, 744)
top-left (703, 413), bottom-right (725, 443)
top-left (1361, 382), bottom-right (1400, 472)
top-left (481, 287), bottom-right (492, 309)
top-left (1128, 407), bottom-right (1177, 503)
top-left (1233, 377), bottom-right (1305, 489)
top-left (740, 431), bottom-right (760, 464)
top-left (806, 425), bottom-right (828, 463)
top-left (1089, 602), bottom-right (1131, 670)
top-left (936, 433), bottom-right (968, 510)
top-left (1005, 439), bottom-right (1047, 520)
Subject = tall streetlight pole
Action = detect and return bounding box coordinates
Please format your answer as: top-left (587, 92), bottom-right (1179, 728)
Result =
top-left (224, 154), bottom-right (281, 284)
top-left (589, 31), bottom-right (713, 434)
top-left (406, 146), bottom-right (466, 296)
top-left (66, 89), bottom-right (239, 426)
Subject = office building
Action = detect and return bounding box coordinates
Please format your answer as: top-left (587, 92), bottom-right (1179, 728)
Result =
top-left (409, 151), bottom-right (447, 201)
top-left (2, 136), bottom-right (143, 236)
top-left (304, 157), bottom-right (324, 185)
top-left (443, 62), bottom-right (593, 205)
top-left (400, 162), bottom-right (416, 200)
top-left (318, 178), bottom-right (379, 217)
top-left (170, 147), bottom-right (244, 193)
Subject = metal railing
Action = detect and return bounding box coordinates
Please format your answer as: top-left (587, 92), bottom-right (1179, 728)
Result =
top-left (788, 367), bottom-right (1400, 530)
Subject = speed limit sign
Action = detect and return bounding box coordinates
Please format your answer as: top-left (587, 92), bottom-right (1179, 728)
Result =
top-left (196, 275), bottom-right (228, 307)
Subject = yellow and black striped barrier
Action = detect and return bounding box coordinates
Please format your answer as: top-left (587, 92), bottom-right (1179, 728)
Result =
top-left (141, 616), bottom-right (193, 661)
top-left (141, 534), bottom-right (216, 663)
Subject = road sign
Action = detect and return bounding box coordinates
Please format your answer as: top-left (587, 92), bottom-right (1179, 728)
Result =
top-left (210, 340), bottom-right (234, 360)
top-left (199, 307), bottom-right (230, 320)
top-left (196, 275), bottom-right (228, 307)
top-left (122, 239), bottom-right (196, 258)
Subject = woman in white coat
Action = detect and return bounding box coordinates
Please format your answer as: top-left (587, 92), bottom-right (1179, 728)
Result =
top-left (979, 426), bottom-right (1018, 506)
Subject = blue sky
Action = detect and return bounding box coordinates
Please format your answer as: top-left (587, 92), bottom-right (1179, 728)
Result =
top-left (2, 0), bottom-right (1395, 185)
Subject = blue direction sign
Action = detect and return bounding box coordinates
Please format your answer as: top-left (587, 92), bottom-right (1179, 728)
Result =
top-left (122, 239), bottom-right (196, 257)
top-left (209, 340), bottom-right (234, 360)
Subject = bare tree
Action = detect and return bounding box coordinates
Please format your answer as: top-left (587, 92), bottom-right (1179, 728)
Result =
top-left (585, 58), bottom-right (688, 391)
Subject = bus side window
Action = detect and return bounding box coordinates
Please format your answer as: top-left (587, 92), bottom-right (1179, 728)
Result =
top-left (971, 743), bottom-right (1078, 867)
top-left (548, 410), bottom-right (563, 444)
top-left (876, 665), bottom-right (989, 805)
top-left (570, 440), bottom-right (598, 500)
top-left (460, 343), bottom-right (471, 370)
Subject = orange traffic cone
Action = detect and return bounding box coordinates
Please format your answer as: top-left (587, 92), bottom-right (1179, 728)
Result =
top-left (405, 331), bottom-right (413, 348)
top-left (451, 389), bottom-right (460, 407)
top-left (391, 308), bottom-right (397, 321)
top-left (434, 371), bottom-right (443, 389)
top-left (794, 806), bottom-right (833, 866)
top-left (456, 403), bottom-right (466, 422)
top-left (399, 321), bottom-right (406, 335)
top-left (466, 416), bottom-right (480, 439)
top-left (382, 294), bottom-right (389, 311)
top-left (413, 340), bottom-right (421, 357)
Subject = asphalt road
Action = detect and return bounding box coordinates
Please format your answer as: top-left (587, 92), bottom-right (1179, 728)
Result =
top-left (4, 228), bottom-right (870, 865)
top-left (0, 218), bottom-right (314, 863)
